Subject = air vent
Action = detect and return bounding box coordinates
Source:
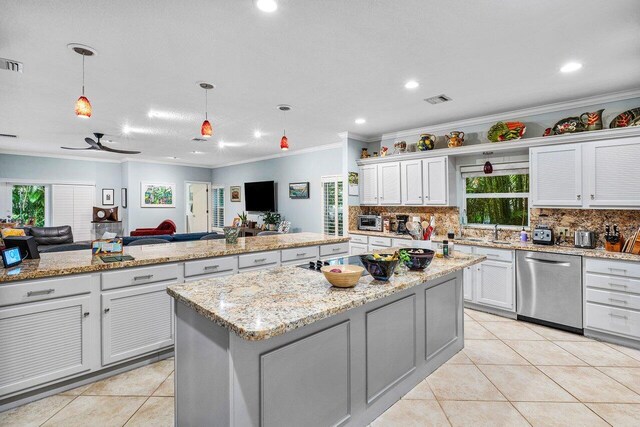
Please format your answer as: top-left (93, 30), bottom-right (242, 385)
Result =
top-left (0, 133), bottom-right (17, 138)
top-left (424, 94), bottom-right (452, 105)
top-left (0, 58), bottom-right (23, 73)
top-left (191, 137), bottom-right (207, 142)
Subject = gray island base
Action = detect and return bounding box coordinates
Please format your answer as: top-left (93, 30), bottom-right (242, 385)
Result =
top-left (169, 256), bottom-right (482, 427)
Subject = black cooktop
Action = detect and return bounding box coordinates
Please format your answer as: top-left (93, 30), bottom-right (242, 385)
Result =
top-left (297, 255), bottom-right (368, 275)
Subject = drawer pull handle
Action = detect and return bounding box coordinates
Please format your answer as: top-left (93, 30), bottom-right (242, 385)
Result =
top-left (609, 267), bottom-right (628, 273)
top-left (296, 253), bottom-right (307, 257)
top-left (204, 265), bottom-right (219, 270)
top-left (332, 247), bottom-right (342, 251)
top-left (104, 308), bottom-right (110, 313)
top-left (133, 274), bottom-right (154, 281)
top-left (609, 283), bottom-right (628, 289)
top-left (609, 313), bottom-right (628, 320)
top-left (27, 289), bottom-right (55, 297)
top-left (254, 258), bottom-right (267, 263)
top-left (83, 312), bottom-right (90, 317)
top-left (608, 298), bottom-right (628, 304)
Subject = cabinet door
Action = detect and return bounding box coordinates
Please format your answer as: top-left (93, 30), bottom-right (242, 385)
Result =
top-left (377, 162), bottom-right (401, 205)
top-left (350, 243), bottom-right (368, 256)
top-left (359, 165), bottom-right (378, 205)
top-left (101, 282), bottom-right (174, 365)
top-left (530, 144), bottom-right (583, 207)
top-left (0, 295), bottom-right (92, 396)
top-left (463, 266), bottom-right (474, 302)
top-left (474, 261), bottom-right (514, 311)
top-left (423, 157), bottom-right (448, 205)
top-left (586, 138), bottom-right (640, 207)
top-left (401, 160), bottom-right (423, 205)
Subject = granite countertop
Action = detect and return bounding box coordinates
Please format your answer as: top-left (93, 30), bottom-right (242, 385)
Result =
top-left (437, 237), bottom-right (640, 262)
top-left (167, 253), bottom-right (485, 341)
top-left (0, 232), bottom-right (349, 284)
top-left (348, 229), bottom-right (414, 240)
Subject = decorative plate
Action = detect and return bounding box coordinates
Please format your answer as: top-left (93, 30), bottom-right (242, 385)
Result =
top-left (487, 121), bottom-right (526, 142)
top-left (552, 117), bottom-right (586, 135)
top-left (609, 108), bottom-right (640, 128)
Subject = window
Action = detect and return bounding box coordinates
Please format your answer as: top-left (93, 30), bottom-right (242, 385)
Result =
top-left (11, 185), bottom-right (46, 226)
top-left (462, 163), bottom-right (529, 227)
top-left (212, 186), bottom-right (225, 229)
top-left (321, 176), bottom-right (345, 236)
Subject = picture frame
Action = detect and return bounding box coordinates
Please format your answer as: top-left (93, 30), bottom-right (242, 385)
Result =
top-left (348, 172), bottom-right (359, 196)
top-left (289, 182), bottom-right (309, 199)
top-left (140, 182), bottom-right (176, 208)
top-left (121, 188), bottom-right (128, 209)
top-left (232, 217), bottom-right (241, 227)
top-left (102, 188), bottom-right (115, 206)
top-left (230, 185), bottom-right (241, 202)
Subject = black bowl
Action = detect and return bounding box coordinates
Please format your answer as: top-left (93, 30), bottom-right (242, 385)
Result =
top-left (402, 248), bottom-right (435, 271)
top-left (359, 254), bottom-right (399, 281)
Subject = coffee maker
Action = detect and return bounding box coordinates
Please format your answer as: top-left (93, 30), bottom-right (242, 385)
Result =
top-left (396, 215), bottom-right (409, 234)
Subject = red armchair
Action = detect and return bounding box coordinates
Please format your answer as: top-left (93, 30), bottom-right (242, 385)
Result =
top-left (130, 220), bottom-right (177, 237)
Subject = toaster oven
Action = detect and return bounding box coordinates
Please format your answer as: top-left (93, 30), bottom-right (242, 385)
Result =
top-left (357, 215), bottom-right (382, 232)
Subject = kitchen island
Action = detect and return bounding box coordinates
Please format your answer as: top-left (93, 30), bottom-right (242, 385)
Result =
top-left (168, 253), bottom-right (484, 427)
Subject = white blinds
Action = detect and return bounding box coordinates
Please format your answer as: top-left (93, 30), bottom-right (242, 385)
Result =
top-left (51, 184), bottom-right (95, 241)
top-left (321, 176), bottom-right (344, 237)
top-left (212, 186), bottom-right (225, 229)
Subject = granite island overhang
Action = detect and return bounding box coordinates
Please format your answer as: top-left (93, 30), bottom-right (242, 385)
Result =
top-left (167, 253), bottom-right (485, 427)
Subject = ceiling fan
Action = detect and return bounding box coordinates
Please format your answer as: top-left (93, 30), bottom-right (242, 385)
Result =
top-left (61, 132), bottom-right (141, 154)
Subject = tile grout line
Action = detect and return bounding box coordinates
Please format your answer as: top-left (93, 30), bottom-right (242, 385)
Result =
top-left (121, 365), bottom-right (175, 426)
top-left (38, 394), bottom-right (80, 427)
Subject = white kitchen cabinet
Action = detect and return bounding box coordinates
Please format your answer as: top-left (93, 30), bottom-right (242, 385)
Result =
top-left (401, 160), bottom-right (423, 205)
top-left (530, 144), bottom-right (583, 207)
top-left (586, 138), bottom-right (640, 207)
top-left (350, 243), bottom-right (368, 256)
top-left (422, 157), bottom-right (449, 205)
top-left (101, 282), bottom-right (174, 365)
top-left (463, 266), bottom-right (474, 302)
top-left (377, 162), bottom-right (401, 205)
top-left (474, 260), bottom-right (514, 311)
top-left (359, 165), bottom-right (378, 205)
top-left (0, 295), bottom-right (93, 396)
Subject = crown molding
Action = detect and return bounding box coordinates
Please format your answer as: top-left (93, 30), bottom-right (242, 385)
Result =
top-left (0, 149), bottom-right (122, 164)
top-left (210, 142), bottom-right (343, 169)
top-left (120, 158), bottom-right (213, 169)
top-left (379, 88), bottom-right (640, 141)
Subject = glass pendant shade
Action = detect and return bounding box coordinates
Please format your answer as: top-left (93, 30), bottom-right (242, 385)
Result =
top-left (201, 119), bottom-right (213, 138)
top-left (75, 95), bottom-right (92, 118)
top-left (280, 135), bottom-right (289, 151)
top-left (483, 161), bottom-right (493, 174)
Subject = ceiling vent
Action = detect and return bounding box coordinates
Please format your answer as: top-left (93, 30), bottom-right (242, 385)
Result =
top-left (0, 58), bottom-right (23, 73)
top-left (0, 133), bottom-right (17, 138)
top-left (191, 137), bottom-right (207, 142)
top-left (424, 94), bottom-right (452, 105)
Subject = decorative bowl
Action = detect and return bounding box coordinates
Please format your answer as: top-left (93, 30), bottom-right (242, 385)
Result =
top-left (223, 226), bottom-right (240, 244)
top-left (552, 117), bottom-right (586, 135)
top-left (359, 253), bottom-right (399, 281)
top-left (321, 265), bottom-right (364, 288)
top-left (487, 121), bottom-right (526, 142)
top-left (402, 248), bottom-right (435, 271)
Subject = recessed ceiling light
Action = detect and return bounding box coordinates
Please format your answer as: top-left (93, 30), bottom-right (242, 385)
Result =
top-left (148, 110), bottom-right (195, 121)
top-left (191, 150), bottom-right (204, 154)
top-left (355, 118), bottom-right (366, 125)
top-left (560, 62), bottom-right (582, 73)
top-left (122, 125), bottom-right (159, 135)
top-left (256, 0), bottom-right (277, 13)
top-left (253, 130), bottom-right (262, 138)
top-left (167, 156), bottom-right (179, 160)
top-left (404, 80), bottom-right (419, 89)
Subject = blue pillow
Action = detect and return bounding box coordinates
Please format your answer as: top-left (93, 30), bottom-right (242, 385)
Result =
top-left (172, 232), bottom-right (210, 242)
top-left (123, 235), bottom-right (174, 245)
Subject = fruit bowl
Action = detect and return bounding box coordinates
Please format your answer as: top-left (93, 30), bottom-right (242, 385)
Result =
top-left (402, 248), bottom-right (435, 271)
top-left (320, 265), bottom-right (364, 288)
top-left (359, 253), bottom-right (399, 281)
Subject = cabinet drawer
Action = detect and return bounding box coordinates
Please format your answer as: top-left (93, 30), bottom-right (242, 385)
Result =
top-left (320, 242), bottom-right (350, 257)
top-left (349, 234), bottom-right (368, 244)
top-left (350, 243), bottom-right (368, 256)
top-left (585, 302), bottom-right (640, 339)
top-left (238, 251), bottom-right (280, 269)
top-left (392, 239), bottom-right (413, 248)
top-left (281, 246), bottom-right (319, 262)
top-left (585, 273), bottom-right (640, 295)
top-left (456, 245), bottom-right (474, 255)
top-left (368, 237), bottom-right (391, 247)
top-left (0, 274), bottom-right (93, 307)
top-left (585, 258), bottom-right (640, 280)
top-left (102, 264), bottom-right (179, 290)
top-left (586, 288), bottom-right (640, 311)
top-left (184, 256), bottom-right (237, 278)
top-left (475, 247), bottom-right (513, 263)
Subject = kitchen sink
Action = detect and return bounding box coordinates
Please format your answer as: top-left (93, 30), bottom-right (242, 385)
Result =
top-left (462, 238), bottom-right (484, 242)
top-left (490, 240), bottom-right (512, 245)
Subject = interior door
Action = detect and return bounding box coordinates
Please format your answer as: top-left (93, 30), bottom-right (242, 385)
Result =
top-left (186, 183), bottom-right (210, 233)
top-left (401, 160), bottom-right (423, 205)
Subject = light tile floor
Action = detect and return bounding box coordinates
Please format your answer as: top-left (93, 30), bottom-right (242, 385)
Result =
top-left (2, 309), bottom-right (640, 426)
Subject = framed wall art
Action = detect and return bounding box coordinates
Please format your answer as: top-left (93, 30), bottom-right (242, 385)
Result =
top-left (102, 188), bottom-right (115, 206)
top-left (289, 182), bottom-right (309, 199)
top-left (230, 185), bottom-right (241, 202)
top-left (121, 188), bottom-right (128, 208)
top-left (140, 182), bottom-right (176, 208)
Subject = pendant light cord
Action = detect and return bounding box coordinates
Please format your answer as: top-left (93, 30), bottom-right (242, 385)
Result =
top-left (205, 89), bottom-right (208, 120)
top-left (81, 53), bottom-right (86, 95)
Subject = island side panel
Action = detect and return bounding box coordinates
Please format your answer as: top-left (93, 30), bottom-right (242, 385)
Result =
top-left (175, 301), bottom-right (230, 427)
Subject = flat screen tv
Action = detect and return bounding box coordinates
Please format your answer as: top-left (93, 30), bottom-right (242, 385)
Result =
top-left (244, 181), bottom-right (276, 212)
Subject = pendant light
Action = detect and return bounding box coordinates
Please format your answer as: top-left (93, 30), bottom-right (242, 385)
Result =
top-left (69, 44), bottom-right (97, 119)
top-left (199, 82), bottom-right (214, 138)
top-left (277, 104), bottom-right (291, 151)
top-left (482, 151), bottom-right (493, 174)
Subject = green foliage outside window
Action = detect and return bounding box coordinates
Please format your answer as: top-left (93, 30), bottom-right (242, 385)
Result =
top-left (465, 174), bottom-right (529, 226)
top-left (12, 185), bottom-right (45, 226)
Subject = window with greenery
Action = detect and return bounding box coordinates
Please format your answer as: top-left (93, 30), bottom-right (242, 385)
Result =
top-left (12, 185), bottom-right (46, 226)
top-left (464, 171), bottom-right (529, 227)
top-left (212, 186), bottom-right (225, 229)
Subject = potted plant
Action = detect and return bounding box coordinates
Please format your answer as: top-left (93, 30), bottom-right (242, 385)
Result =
top-left (261, 211), bottom-right (281, 231)
top-left (237, 211), bottom-right (248, 227)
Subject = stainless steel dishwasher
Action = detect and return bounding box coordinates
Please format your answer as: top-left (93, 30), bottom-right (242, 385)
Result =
top-left (516, 251), bottom-right (582, 333)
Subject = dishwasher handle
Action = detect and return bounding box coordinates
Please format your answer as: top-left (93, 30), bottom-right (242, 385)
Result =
top-left (524, 256), bottom-right (571, 267)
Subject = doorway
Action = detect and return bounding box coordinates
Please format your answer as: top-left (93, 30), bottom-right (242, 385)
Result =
top-left (185, 182), bottom-right (210, 233)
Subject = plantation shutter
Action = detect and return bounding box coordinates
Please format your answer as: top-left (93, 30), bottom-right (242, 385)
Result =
top-left (211, 186), bottom-right (225, 229)
top-left (321, 176), bottom-right (344, 237)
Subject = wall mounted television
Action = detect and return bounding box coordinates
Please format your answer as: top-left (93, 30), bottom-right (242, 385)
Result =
top-left (244, 181), bottom-right (276, 212)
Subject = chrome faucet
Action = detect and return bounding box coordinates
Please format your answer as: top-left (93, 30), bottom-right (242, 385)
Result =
top-left (493, 224), bottom-right (499, 240)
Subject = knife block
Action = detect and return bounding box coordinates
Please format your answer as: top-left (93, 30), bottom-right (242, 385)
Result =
top-left (605, 239), bottom-right (623, 252)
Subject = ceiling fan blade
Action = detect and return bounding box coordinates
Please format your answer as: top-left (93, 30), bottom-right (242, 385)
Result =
top-left (100, 145), bottom-right (141, 155)
top-left (84, 137), bottom-right (101, 149)
top-left (61, 146), bottom-right (97, 150)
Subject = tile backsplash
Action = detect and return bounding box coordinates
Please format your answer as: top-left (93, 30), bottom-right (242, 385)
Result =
top-left (349, 205), bottom-right (640, 248)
